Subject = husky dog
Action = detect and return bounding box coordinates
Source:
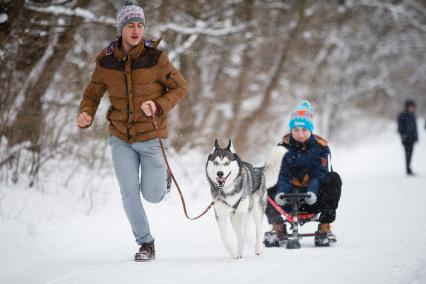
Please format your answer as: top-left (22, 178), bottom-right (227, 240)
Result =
top-left (206, 140), bottom-right (267, 259)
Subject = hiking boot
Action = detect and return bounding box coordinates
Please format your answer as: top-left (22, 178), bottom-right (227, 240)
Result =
top-left (314, 223), bottom-right (336, 247)
top-left (318, 223), bottom-right (331, 233)
top-left (263, 223), bottom-right (288, 247)
top-left (134, 240), bottom-right (155, 262)
top-left (272, 223), bottom-right (288, 242)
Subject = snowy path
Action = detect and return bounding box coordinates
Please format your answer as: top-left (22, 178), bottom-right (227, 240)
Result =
top-left (1, 128), bottom-right (426, 284)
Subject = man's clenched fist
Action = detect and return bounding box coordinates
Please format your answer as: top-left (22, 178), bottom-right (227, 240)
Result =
top-left (77, 112), bottom-right (92, 128)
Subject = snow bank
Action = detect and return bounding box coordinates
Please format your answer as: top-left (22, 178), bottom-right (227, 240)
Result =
top-left (1, 121), bottom-right (426, 284)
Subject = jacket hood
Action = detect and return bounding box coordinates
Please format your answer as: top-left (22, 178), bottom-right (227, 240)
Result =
top-left (96, 36), bottom-right (163, 62)
top-left (281, 133), bottom-right (328, 150)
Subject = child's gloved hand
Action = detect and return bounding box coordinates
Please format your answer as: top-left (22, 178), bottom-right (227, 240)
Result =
top-left (304, 192), bottom-right (317, 205)
top-left (275, 193), bottom-right (287, 206)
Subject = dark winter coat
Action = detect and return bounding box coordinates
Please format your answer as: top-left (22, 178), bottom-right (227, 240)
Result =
top-left (79, 37), bottom-right (188, 143)
top-left (277, 134), bottom-right (330, 196)
top-left (397, 111), bottom-right (418, 144)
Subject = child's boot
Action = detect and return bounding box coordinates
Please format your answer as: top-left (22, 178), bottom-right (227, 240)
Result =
top-left (263, 223), bottom-right (288, 247)
top-left (314, 223), bottom-right (336, 247)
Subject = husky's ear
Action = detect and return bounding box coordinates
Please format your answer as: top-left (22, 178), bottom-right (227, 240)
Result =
top-left (226, 139), bottom-right (236, 153)
top-left (214, 139), bottom-right (220, 150)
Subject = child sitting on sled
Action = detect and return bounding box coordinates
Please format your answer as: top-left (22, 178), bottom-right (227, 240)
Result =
top-left (263, 100), bottom-right (342, 247)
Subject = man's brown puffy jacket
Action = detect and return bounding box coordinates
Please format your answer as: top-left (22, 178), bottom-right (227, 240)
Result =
top-left (79, 38), bottom-right (188, 143)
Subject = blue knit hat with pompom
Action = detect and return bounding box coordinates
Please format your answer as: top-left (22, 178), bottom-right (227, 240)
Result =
top-left (289, 100), bottom-right (314, 133)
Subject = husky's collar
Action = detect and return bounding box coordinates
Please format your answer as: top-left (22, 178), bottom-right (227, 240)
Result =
top-left (213, 175), bottom-right (245, 210)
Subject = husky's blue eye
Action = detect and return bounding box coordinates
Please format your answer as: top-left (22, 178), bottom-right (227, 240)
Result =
top-left (224, 162), bottom-right (230, 166)
top-left (213, 161), bottom-right (219, 166)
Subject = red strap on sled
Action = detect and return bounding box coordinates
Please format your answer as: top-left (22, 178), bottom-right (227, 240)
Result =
top-left (267, 196), bottom-right (315, 223)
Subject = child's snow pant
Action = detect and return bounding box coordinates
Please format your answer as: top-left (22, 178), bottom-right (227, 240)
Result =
top-left (265, 172), bottom-right (342, 225)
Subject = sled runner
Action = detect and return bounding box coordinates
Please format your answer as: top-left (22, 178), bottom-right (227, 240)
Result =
top-left (264, 192), bottom-right (336, 249)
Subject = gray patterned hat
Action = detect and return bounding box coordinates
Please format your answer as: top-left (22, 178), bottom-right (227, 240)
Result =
top-left (117, 0), bottom-right (145, 34)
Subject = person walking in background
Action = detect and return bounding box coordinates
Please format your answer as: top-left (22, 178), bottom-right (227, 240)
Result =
top-left (397, 100), bottom-right (418, 176)
top-left (76, 1), bottom-right (188, 262)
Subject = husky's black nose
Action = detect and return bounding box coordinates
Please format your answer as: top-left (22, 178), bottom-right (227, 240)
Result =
top-left (217, 171), bottom-right (224, 177)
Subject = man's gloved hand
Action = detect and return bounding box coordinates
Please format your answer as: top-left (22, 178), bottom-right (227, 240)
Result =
top-left (304, 191), bottom-right (317, 205)
top-left (275, 193), bottom-right (287, 206)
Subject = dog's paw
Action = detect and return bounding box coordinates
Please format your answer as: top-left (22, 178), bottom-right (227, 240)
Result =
top-left (227, 250), bottom-right (237, 259)
top-left (255, 245), bottom-right (263, 256)
top-left (232, 250), bottom-right (243, 259)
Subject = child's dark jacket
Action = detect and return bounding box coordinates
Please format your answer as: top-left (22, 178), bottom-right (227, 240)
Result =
top-left (277, 134), bottom-right (330, 195)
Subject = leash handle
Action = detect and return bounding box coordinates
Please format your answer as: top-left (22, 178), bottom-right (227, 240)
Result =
top-left (148, 104), bottom-right (215, 220)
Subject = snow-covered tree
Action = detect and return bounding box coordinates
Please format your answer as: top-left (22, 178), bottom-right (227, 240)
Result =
top-left (0, 0), bottom-right (425, 187)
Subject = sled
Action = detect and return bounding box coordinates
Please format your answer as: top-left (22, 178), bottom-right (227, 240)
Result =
top-left (265, 193), bottom-right (336, 249)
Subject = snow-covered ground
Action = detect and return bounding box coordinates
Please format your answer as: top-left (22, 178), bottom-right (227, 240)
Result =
top-left (1, 123), bottom-right (426, 284)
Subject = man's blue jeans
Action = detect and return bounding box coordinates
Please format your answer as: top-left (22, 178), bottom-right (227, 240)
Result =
top-left (109, 135), bottom-right (168, 245)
